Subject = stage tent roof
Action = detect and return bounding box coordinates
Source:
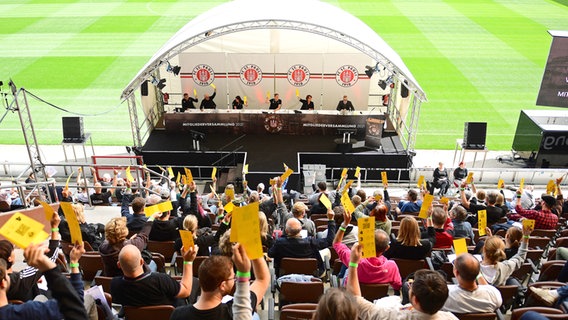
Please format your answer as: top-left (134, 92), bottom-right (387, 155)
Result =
top-left (120, 0), bottom-right (426, 102)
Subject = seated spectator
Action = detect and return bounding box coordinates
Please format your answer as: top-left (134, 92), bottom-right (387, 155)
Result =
top-left (170, 244), bottom-right (270, 320)
top-left (309, 181), bottom-right (336, 209)
top-left (283, 202), bottom-right (316, 237)
top-left (0, 243), bottom-right (88, 319)
top-left (0, 213), bottom-right (61, 302)
top-left (385, 216), bottom-right (434, 260)
top-left (90, 169), bottom-right (117, 205)
top-left (508, 190), bottom-right (558, 230)
top-left (479, 223), bottom-right (532, 286)
top-left (459, 181), bottom-right (487, 220)
top-left (442, 253), bottom-right (502, 313)
top-left (431, 207), bottom-right (454, 249)
top-left (313, 287), bottom-right (359, 320)
top-left (121, 182), bottom-right (148, 234)
top-left (369, 204), bottom-right (391, 236)
top-left (333, 210), bottom-right (401, 290)
top-left (148, 206), bottom-right (181, 241)
top-left (347, 244), bottom-right (455, 319)
top-left (429, 162), bottom-right (450, 196)
top-left (59, 203), bottom-right (105, 250)
top-left (175, 214), bottom-right (219, 257)
top-left (179, 181), bottom-right (212, 229)
top-left (496, 192), bottom-right (509, 215)
top-left (450, 206), bottom-right (475, 243)
top-left (395, 189), bottom-right (422, 214)
top-left (111, 244), bottom-right (196, 307)
top-left (259, 211), bottom-right (274, 250)
top-left (453, 161), bottom-right (468, 188)
top-left (268, 209), bottom-right (336, 276)
top-left (99, 212), bottom-right (160, 276)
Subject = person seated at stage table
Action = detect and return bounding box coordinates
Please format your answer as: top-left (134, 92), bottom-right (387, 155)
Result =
top-left (266, 93), bottom-right (282, 111)
top-left (200, 88), bottom-right (217, 110)
top-left (180, 92), bottom-right (198, 112)
top-left (453, 161), bottom-right (468, 187)
top-left (232, 95), bottom-right (247, 110)
top-left (299, 94), bottom-right (314, 110)
top-left (337, 95), bottom-right (354, 112)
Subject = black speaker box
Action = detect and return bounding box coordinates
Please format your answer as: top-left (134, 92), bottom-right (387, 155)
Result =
top-left (141, 81), bottom-right (148, 96)
top-left (463, 122), bottom-right (487, 149)
top-left (62, 117), bottom-right (84, 142)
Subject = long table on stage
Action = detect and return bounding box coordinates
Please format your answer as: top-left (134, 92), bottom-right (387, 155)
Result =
top-left (163, 109), bottom-right (385, 136)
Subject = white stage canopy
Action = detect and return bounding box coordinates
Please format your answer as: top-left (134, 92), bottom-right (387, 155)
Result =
top-left (120, 0), bottom-right (426, 103)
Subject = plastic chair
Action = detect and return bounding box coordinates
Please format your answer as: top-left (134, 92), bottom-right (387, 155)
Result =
top-left (392, 258), bottom-right (427, 280)
top-left (123, 305), bottom-right (175, 320)
top-left (146, 240), bottom-right (176, 263)
top-left (360, 283), bottom-right (389, 301)
top-left (279, 257), bottom-right (319, 277)
top-left (279, 303), bottom-right (318, 320)
top-left (511, 307), bottom-right (564, 320)
top-left (79, 252), bottom-right (104, 282)
top-left (93, 275), bottom-right (113, 293)
top-left (452, 312), bottom-right (498, 320)
top-left (279, 280), bottom-right (324, 307)
top-left (538, 260), bottom-right (566, 282)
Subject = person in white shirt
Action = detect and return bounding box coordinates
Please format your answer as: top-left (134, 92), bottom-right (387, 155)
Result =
top-left (443, 253), bottom-right (502, 313)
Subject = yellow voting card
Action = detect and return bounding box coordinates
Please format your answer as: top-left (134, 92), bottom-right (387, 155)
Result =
top-left (243, 164), bottom-right (249, 174)
top-left (179, 230), bottom-right (194, 251)
top-left (60, 202), bottom-right (83, 245)
top-left (355, 166), bottom-right (361, 178)
top-left (211, 167), bottom-right (217, 180)
top-left (520, 178), bottom-right (525, 191)
top-left (230, 202), bottom-right (263, 259)
top-left (419, 194), bottom-right (434, 219)
top-left (193, 88), bottom-right (197, 97)
top-left (440, 197), bottom-right (449, 205)
top-left (125, 166), bottom-right (134, 182)
top-left (243, 96), bottom-right (247, 104)
top-left (144, 201), bottom-right (173, 217)
top-left (224, 201), bottom-right (235, 213)
top-left (266, 91), bottom-right (270, 99)
top-left (319, 193), bottom-right (332, 210)
top-left (341, 192), bottom-right (355, 214)
top-left (210, 185), bottom-right (220, 199)
top-left (0, 212), bottom-right (49, 249)
top-left (522, 219), bottom-right (535, 230)
top-left (281, 168), bottom-right (294, 182)
top-left (176, 172), bottom-right (181, 184)
top-left (417, 175), bottom-right (425, 188)
top-left (167, 167), bottom-right (174, 178)
top-left (381, 171), bottom-right (388, 186)
top-left (225, 188), bottom-right (235, 201)
top-left (342, 180), bottom-right (353, 195)
top-left (39, 201), bottom-right (55, 222)
top-left (210, 83), bottom-right (216, 89)
top-left (546, 180), bottom-right (556, 194)
top-left (295, 89), bottom-right (300, 97)
top-left (453, 238), bottom-right (468, 255)
top-left (466, 172), bottom-right (474, 184)
top-left (497, 179), bottom-right (504, 189)
top-left (358, 216), bottom-right (376, 258)
top-left (184, 168), bottom-right (194, 184)
top-left (65, 172), bottom-right (74, 190)
top-left (341, 168), bottom-right (348, 178)
top-left (478, 210), bottom-right (487, 236)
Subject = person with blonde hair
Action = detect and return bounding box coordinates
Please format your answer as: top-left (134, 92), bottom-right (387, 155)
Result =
top-left (258, 211), bottom-right (274, 250)
top-left (99, 211), bottom-right (160, 276)
top-left (479, 223), bottom-right (532, 286)
top-left (384, 216), bottom-right (434, 260)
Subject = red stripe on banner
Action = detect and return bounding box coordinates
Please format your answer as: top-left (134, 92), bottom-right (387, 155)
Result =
top-left (180, 74), bottom-right (369, 80)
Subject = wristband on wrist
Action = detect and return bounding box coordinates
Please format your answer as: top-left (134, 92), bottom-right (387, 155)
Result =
top-left (523, 235), bottom-right (530, 239)
top-left (516, 195), bottom-right (522, 198)
top-left (339, 226), bottom-right (347, 232)
top-left (236, 271), bottom-right (251, 277)
top-left (51, 227), bottom-right (59, 232)
top-left (237, 276), bottom-right (250, 283)
top-left (460, 188), bottom-right (465, 191)
top-left (223, 221), bottom-right (230, 226)
top-left (183, 261), bottom-right (193, 265)
top-left (348, 262), bottom-right (358, 268)
top-left (69, 262), bottom-right (79, 268)
top-left (476, 273), bottom-right (483, 280)
top-left (148, 217), bottom-right (155, 222)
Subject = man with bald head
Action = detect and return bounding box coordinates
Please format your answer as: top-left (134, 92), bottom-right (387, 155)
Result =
top-left (268, 208), bottom-right (336, 276)
top-left (442, 253), bottom-right (502, 313)
top-left (110, 244), bottom-right (197, 307)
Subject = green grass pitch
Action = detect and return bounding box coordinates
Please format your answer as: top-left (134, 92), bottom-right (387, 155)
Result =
top-left (0, 0), bottom-right (567, 150)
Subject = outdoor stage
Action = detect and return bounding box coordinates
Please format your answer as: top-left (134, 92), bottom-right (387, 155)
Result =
top-left (139, 110), bottom-right (413, 189)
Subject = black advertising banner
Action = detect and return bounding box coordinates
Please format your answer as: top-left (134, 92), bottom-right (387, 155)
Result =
top-left (536, 31), bottom-right (568, 108)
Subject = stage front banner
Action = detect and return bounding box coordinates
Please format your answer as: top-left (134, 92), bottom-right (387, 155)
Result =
top-left (164, 110), bottom-right (385, 136)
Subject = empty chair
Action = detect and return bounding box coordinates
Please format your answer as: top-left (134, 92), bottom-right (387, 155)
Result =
top-left (279, 257), bottom-right (319, 277)
top-left (279, 280), bottom-right (324, 307)
top-left (123, 305), bottom-right (175, 320)
top-left (538, 260), bottom-right (566, 282)
top-left (146, 240), bottom-right (176, 263)
top-left (360, 283), bottom-right (389, 301)
top-left (392, 258), bottom-right (427, 280)
top-left (79, 252), bottom-right (104, 282)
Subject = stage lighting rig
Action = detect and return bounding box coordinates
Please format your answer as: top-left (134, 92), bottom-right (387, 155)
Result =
top-left (150, 76), bottom-right (166, 90)
top-left (364, 63), bottom-right (379, 78)
top-left (165, 61), bottom-right (181, 76)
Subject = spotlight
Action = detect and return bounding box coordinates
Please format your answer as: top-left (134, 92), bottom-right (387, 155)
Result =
top-left (165, 61), bottom-right (181, 76)
top-left (151, 76), bottom-right (166, 90)
top-left (125, 146), bottom-right (132, 154)
top-left (378, 80), bottom-right (387, 90)
top-left (365, 65), bottom-right (375, 78)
